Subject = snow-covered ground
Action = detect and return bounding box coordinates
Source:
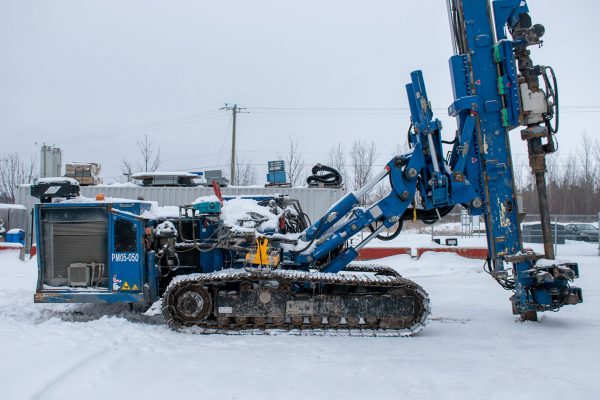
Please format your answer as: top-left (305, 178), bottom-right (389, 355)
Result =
top-left (0, 240), bottom-right (598, 400)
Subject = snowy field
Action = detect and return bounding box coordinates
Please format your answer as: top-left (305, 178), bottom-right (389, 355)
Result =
top-left (0, 240), bottom-right (598, 400)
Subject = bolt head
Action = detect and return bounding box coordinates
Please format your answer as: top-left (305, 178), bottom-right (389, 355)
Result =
top-left (406, 168), bottom-right (418, 179)
top-left (453, 172), bottom-right (464, 182)
top-left (400, 191), bottom-right (410, 200)
top-left (471, 197), bottom-right (483, 209)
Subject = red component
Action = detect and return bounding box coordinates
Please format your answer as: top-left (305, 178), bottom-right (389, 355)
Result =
top-left (385, 165), bottom-right (391, 172)
top-left (357, 247), bottom-right (491, 261)
top-left (357, 247), bottom-right (411, 260)
top-left (212, 181), bottom-right (224, 203)
top-left (279, 215), bottom-right (286, 232)
top-left (416, 247), bottom-right (488, 260)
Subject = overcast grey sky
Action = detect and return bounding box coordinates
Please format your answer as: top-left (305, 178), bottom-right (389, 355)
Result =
top-left (1, 0), bottom-right (598, 183)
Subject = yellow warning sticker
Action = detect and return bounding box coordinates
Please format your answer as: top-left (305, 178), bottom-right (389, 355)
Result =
top-left (122, 282), bottom-right (130, 290)
top-left (132, 284), bottom-right (139, 291)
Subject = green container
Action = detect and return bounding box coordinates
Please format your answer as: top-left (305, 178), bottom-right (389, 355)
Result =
top-left (192, 201), bottom-right (222, 214)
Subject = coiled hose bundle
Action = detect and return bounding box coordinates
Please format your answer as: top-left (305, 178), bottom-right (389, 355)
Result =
top-left (306, 164), bottom-right (343, 187)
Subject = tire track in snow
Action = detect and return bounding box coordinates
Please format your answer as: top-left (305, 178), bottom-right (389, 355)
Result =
top-left (30, 347), bottom-right (111, 400)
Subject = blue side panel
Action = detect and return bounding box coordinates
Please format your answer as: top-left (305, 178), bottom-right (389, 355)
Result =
top-left (109, 213), bottom-right (144, 293)
top-left (266, 171), bottom-right (287, 184)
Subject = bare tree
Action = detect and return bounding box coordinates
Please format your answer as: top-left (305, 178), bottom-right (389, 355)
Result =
top-left (0, 153), bottom-right (38, 203)
top-left (286, 137), bottom-right (305, 187)
top-left (120, 158), bottom-right (137, 182)
top-left (137, 134), bottom-right (161, 172)
top-left (350, 140), bottom-right (377, 190)
top-left (120, 134), bottom-right (161, 181)
top-left (328, 143), bottom-right (347, 186)
top-left (594, 138), bottom-right (600, 189)
top-left (577, 134), bottom-right (598, 214)
top-left (512, 156), bottom-right (528, 193)
top-left (232, 157), bottom-right (256, 186)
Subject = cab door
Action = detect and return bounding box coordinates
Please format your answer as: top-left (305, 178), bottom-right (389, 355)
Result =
top-left (109, 212), bottom-right (144, 293)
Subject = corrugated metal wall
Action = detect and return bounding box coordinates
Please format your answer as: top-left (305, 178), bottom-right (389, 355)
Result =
top-left (15, 185), bottom-right (346, 249)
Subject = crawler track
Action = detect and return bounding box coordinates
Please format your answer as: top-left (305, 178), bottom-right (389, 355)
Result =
top-left (162, 266), bottom-right (430, 336)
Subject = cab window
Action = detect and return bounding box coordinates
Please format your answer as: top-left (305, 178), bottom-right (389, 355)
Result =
top-left (115, 218), bottom-right (137, 252)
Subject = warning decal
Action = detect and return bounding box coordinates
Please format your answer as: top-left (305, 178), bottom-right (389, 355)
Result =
top-left (122, 282), bottom-right (130, 290)
top-left (132, 284), bottom-right (139, 291)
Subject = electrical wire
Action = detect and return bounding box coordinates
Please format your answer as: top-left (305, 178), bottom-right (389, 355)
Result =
top-left (482, 258), bottom-right (515, 290)
top-left (43, 110), bottom-right (226, 145)
top-left (291, 216), bottom-right (325, 255)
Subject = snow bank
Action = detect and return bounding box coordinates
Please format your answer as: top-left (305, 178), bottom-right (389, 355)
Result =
top-left (0, 244), bottom-right (598, 399)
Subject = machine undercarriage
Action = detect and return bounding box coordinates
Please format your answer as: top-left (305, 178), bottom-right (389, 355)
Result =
top-left (162, 265), bottom-right (430, 334)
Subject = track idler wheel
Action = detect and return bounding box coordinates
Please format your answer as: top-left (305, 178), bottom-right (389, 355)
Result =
top-left (162, 283), bottom-right (212, 329)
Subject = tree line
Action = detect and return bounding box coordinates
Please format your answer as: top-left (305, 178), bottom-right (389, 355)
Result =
top-left (518, 134), bottom-right (600, 216)
top-left (2, 133), bottom-right (598, 217)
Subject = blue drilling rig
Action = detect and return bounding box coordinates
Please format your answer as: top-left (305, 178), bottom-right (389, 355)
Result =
top-left (31, 0), bottom-right (581, 333)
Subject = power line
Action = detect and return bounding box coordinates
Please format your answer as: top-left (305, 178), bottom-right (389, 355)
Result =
top-left (39, 109), bottom-right (225, 145)
top-left (28, 104), bottom-right (600, 147)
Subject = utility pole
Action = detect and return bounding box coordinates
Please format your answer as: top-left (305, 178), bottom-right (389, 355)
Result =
top-left (220, 103), bottom-right (247, 185)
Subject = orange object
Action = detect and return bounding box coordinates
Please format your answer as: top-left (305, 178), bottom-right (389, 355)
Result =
top-left (96, 193), bottom-right (105, 201)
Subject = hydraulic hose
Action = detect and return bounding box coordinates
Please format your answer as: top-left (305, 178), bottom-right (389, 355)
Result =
top-left (306, 164), bottom-right (343, 187)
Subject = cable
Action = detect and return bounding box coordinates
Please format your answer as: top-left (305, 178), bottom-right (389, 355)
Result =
top-left (368, 219), bottom-right (403, 241)
top-left (291, 217), bottom-right (325, 255)
top-left (406, 123), bottom-right (414, 149)
top-left (482, 258), bottom-right (515, 290)
top-left (541, 66), bottom-right (559, 134)
top-left (46, 112), bottom-right (227, 145)
top-left (404, 205), bottom-right (455, 225)
top-left (306, 164), bottom-right (343, 187)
